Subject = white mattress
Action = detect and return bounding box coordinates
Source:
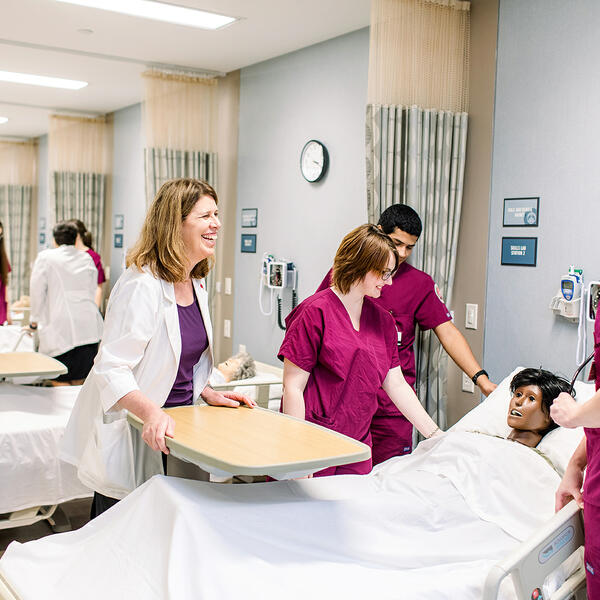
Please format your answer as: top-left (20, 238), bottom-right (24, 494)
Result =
top-left (0, 326), bottom-right (33, 353)
top-left (0, 383), bottom-right (92, 514)
top-left (0, 431), bottom-right (565, 599)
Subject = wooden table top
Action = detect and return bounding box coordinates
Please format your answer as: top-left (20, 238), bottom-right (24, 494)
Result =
top-left (128, 405), bottom-right (370, 477)
top-left (0, 352), bottom-right (67, 379)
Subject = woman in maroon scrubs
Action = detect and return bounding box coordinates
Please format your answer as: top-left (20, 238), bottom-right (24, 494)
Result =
top-left (552, 313), bottom-right (600, 599)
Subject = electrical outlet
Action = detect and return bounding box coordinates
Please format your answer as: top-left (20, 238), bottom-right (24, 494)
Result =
top-left (225, 277), bottom-right (232, 295)
top-left (215, 281), bottom-right (222, 293)
top-left (223, 319), bottom-right (231, 338)
top-left (465, 303), bottom-right (478, 329)
top-left (238, 344), bottom-right (246, 353)
top-left (462, 372), bottom-right (475, 393)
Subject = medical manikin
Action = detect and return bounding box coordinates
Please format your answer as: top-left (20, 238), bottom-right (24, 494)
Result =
top-left (210, 351), bottom-right (256, 385)
top-left (506, 368), bottom-right (571, 448)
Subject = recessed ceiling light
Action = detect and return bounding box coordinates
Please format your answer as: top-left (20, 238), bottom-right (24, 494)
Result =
top-left (77, 27), bottom-right (95, 35)
top-left (56, 0), bottom-right (237, 30)
top-left (0, 70), bottom-right (88, 90)
top-left (0, 117), bottom-right (8, 124)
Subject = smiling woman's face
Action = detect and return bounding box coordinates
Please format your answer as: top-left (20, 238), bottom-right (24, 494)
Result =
top-left (507, 384), bottom-right (551, 433)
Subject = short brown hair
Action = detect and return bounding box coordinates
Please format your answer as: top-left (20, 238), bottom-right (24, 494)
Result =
top-left (127, 178), bottom-right (218, 282)
top-left (331, 224), bottom-right (399, 294)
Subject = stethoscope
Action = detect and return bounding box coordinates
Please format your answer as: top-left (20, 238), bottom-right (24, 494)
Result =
top-left (569, 350), bottom-right (595, 395)
top-left (389, 310), bottom-right (402, 348)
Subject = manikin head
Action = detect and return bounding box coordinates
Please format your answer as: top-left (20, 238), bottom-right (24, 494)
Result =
top-left (506, 368), bottom-right (572, 447)
top-left (217, 352), bottom-right (256, 383)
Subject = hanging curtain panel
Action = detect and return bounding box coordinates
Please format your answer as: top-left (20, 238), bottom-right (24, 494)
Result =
top-left (144, 148), bottom-right (217, 205)
top-left (0, 184), bottom-right (33, 300)
top-left (366, 103), bottom-right (468, 427)
top-left (52, 171), bottom-right (106, 254)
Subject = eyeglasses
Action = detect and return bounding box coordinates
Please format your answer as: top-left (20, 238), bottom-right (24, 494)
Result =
top-left (381, 269), bottom-right (394, 281)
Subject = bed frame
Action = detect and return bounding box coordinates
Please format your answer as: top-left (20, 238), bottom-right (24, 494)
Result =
top-left (484, 500), bottom-right (587, 600)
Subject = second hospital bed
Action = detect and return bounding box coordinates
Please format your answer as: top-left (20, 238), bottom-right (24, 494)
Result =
top-left (0, 368), bottom-right (592, 600)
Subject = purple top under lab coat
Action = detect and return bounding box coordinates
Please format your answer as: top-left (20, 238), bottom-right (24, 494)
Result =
top-left (584, 314), bottom-right (600, 507)
top-left (278, 289), bottom-right (400, 474)
top-left (164, 293), bottom-right (208, 407)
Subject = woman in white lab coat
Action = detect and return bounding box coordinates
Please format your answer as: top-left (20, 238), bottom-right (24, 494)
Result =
top-left (61, 178), bottom-right (255, 517)
top-left (29, 221), bottom-right (103, 383)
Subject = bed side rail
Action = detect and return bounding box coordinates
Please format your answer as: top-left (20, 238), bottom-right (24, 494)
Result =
top-left (483, 500), bottom-right (585, 600)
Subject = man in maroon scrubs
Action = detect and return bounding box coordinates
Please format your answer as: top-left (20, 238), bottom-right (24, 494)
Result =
top-left (317, 204), bottom-right (496, 464)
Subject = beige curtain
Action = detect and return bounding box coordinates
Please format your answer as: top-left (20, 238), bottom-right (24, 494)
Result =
top-left (368, 0), bottom-right (470, 112)
top-left (0, 141), bottom-right (37, 300)
top-left (142, 69), bottom-right (220, 315)
top-left (367, 0), bottom-right (470, 428)
top-left (48, 115), bottom-right (112, 259)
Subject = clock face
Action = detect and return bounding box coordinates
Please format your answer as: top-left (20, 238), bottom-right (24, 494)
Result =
top-left (300, 140), bottom-right (328, 182)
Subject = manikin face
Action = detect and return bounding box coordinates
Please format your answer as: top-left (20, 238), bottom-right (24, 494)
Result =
top-left (181, 195), bottom-right (221, 268)
top-left (361, 253), bottom-right (396, 299)
top-left (217, 356), bottom-right (243, 383)
top-left (507, 384), bottom-right (552, 433)
top-left (386, 227), bottom-right (419, 265)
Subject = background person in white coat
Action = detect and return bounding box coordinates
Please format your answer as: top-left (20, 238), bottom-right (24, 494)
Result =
top-left (29, 221), bottom-right (103, 384)
top-left (61, 178), bottom-right (255, 518)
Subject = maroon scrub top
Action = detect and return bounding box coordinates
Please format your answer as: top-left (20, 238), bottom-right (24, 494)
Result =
top-left (278, 289), bottom-right (400, 470)
top-left (317, 262), bottom-right (451, 412)
top-left (0, 261), bottom-right (10, 325)
top-left (584, 314), bottom-right (600, 507)
top-left (86, 248), bottom-right (106, 285)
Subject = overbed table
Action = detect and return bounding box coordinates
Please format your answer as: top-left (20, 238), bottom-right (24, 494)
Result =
top-left (128, 405), bottom-right (370, 478)
top-left (0, 352), bottom-right (67, 380)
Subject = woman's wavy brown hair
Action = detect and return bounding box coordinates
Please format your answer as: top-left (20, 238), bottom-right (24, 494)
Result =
top-left (127, 178), bottom-right (218, 282)
top-left (332, 224), bottom-right (399, 294)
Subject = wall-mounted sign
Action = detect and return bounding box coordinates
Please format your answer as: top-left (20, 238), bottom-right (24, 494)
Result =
top-left (39, 217), bottom-right (46, 230)
top-left (241, 208), bottom-right (258, 228)
top-left (39, 232), bottom-right (46, 245)
top-left (501, 237), bottom-right (537, 267)
top-left (114, 214), bottom-right (124, 230)
top-left (114, 233), bottom-right (124, 249)
top-left (241, 233), bottom-right (256, 253)
top-left (503, 197), bottom-right (539, 227)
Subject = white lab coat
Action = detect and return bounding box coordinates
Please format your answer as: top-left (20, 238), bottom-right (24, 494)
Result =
top-left (30, 245), bottom-right (103, 357)
top-left (60, 266), bottom-right (214, 499)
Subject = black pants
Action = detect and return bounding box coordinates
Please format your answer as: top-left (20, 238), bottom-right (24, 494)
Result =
top-left (90, 453), bottom-right (169, 519)
top-left (54, 342), bottom-right (99, 382)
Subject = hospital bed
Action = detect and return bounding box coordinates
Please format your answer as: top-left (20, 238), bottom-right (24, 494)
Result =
top-left (0, 384), bottom-right (92, 532)
top-left (0, 368), bottom-right (592, 600)
top-left (210, 360), bottom-right (283, 409)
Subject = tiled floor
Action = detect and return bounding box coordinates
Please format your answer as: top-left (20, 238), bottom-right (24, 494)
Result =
top-left (0, 498), bottom-right (92, 558)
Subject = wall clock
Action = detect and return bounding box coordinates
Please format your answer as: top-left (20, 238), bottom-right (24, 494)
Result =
top-left (300, 139), bottom-right (329, 183)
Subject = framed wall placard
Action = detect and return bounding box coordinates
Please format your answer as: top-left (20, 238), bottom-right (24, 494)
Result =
top-left (241, 208), bottom-right (258, 228)
top-left (114, 233), bottom-right (124, 249)
top-left (114, 214), bottom-right (124, 230)
top-left (503, 197), bottom-right (539, 227)
top-left (241, 233), bottom-right (256, 253)
top-left (501, 237), bottom-right (537, 267)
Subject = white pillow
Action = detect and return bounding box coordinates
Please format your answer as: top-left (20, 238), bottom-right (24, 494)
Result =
top-left (451, 367), bottom-right (595, 475)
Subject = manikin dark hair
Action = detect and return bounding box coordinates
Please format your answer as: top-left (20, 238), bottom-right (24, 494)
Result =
top-left (510, 368), bottom-right (573, 433)
top-left (378, 204), bottom-right (423, 238)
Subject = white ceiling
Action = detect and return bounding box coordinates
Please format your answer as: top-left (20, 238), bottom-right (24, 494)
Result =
top-left (0, 0), bottom-right (371, 138)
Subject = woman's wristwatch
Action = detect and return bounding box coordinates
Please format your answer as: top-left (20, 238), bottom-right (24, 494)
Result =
top-left (471, 369), bottom-right (488, 385)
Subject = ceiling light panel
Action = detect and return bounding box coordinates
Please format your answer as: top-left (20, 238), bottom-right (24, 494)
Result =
top-left (0, 70), bottom-right (88, 90)
top-left (56, 0), bottom-right (237, 30)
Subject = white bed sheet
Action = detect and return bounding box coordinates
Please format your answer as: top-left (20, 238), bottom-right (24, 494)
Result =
top-left (0, 383), bottom-right (91, 514)
top-left (0, 431), bottom-right (562, 600)
top-left (0, 326), bottom-right (33, 353)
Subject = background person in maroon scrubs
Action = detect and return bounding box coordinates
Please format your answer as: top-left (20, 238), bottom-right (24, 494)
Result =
top-left (553, 313), bottom-right (600, 599)
top-left (317, 204), bottom-right (496, 464)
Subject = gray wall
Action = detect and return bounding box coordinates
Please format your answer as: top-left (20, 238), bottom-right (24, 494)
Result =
top-left (110, 102), bottom-right (146, 285)
top-left (484, 0), bottom-right (599, 381)
top-left (233, 28), bottom-right (370, 363)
